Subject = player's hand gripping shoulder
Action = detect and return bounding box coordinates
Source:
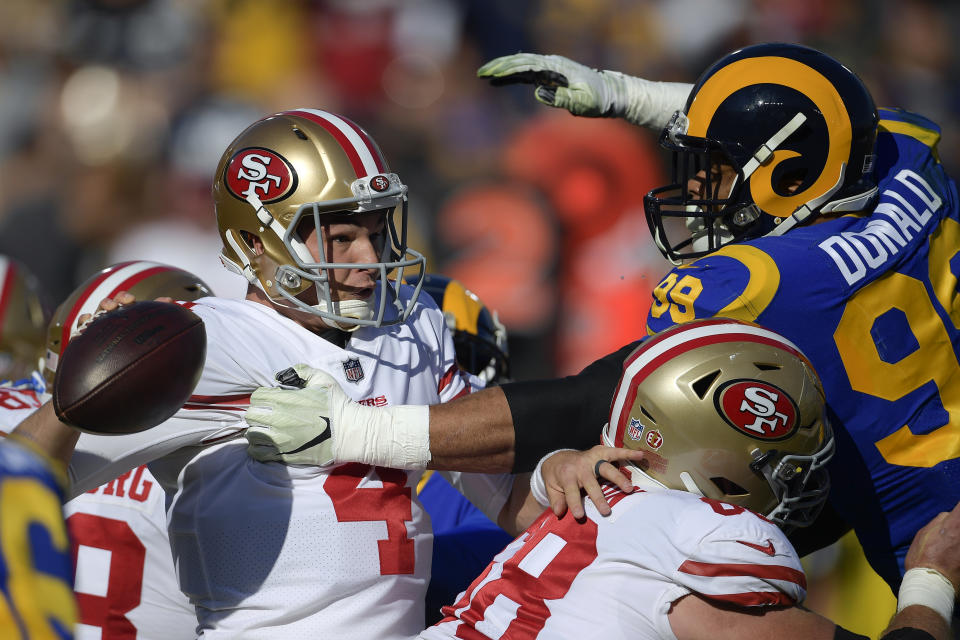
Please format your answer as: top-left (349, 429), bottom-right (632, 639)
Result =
top-left (245, 364), bottom-right (343, 466)
top-left (532, 445), bottom-right (648, 518)
top-left (244, 364), bottom-right (431, 469)
top-left (477, 52), bottom-right (691, 131)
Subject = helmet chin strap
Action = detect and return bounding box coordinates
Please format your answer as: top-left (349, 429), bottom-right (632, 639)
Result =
top-left (311, 297), bottom-right (375, 332)
top-left (625, 464), bottom-right (669, 491)
top-left (602, 423), bottom-right (675, 492)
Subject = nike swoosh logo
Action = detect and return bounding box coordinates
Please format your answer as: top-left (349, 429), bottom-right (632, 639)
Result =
top-left (280, 417), bottom-right (332, 455)
top-left (735, 539), bottom-right (776, 556)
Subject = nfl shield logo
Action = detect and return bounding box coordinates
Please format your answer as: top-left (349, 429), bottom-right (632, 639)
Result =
top-left (627, 417), bottom-right (644, 441)
top-left (343, 358), bottom-right (365, 383)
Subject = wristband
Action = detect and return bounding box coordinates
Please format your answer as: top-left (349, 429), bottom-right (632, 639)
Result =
top-left (529, 449), bottom-right (577, 507)
top-left (609, 72), bottom-right (693, 131)
top-left (335, 403), bottom-right (432, 470)
top-left (896, 567), bottom-right (955, 624)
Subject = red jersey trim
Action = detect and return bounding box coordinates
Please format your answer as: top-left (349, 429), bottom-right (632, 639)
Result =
top-left (678, 559), bottom-right (807, 589)
top-left (183, 393), bottom-right (250, 411)
top-left (437, 365), bottom-right (461, 395)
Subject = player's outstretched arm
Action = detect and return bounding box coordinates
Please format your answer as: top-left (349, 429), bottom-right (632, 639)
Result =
top-left (477, 52), bottom-right (692, 131)
top-left (11, 401), bottom-right (80, 468)
top-left (245, 363), bottom-right (511, 471)
top-left (245, 350), bottom-right (629, 475)
top-left (669, 592), bottom-right (949, 640)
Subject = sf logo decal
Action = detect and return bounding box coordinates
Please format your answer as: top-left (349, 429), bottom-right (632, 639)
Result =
top-left (225, 148), bottom-right (297, 203)
top-left (714, 379), bottom-right (798, 441)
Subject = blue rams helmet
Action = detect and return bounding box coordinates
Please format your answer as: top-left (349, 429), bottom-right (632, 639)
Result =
top-left (408, 274), bottom-right (510, 385)
top-left (644, 43), bottom-right (879, 263)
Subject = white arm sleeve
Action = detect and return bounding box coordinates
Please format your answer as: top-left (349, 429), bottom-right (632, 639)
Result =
top-left (614, 75), bottom-right (693, 131)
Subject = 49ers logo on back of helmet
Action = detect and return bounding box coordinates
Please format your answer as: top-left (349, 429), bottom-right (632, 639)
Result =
top-left (225, 147), bottom-right (297, 203)
top-left (714, 379), bottom-right (798, 441)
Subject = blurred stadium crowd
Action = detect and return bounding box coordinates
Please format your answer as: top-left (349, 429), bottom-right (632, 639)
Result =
top-left (0, 0), bottom-right (957, 634)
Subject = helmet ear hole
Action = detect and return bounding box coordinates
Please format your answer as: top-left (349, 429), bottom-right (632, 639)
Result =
top-left (237, 230), bottom-right (262, 253)
top-left (711, 476), bottom-right (749, 496)
top-left (753, 362), bottom-right (781, 371)
top-left (691, 369), bottom-right (722, 399)
top-left (638, 405), bottom-right (658, 424)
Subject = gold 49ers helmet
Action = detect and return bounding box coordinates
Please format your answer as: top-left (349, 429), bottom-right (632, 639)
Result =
top-left (44, 261), bottom-right (212, 386)
top-left (0, 256), bottom-right (48, 381)
top-left (213, 109), bottom-right (426, 329)
top-left (602, 318), bottom-right (834, 529)
top-left (407, 273), bottom-right (510, 385)
top-left (644, 43), bottom-right (879, 263)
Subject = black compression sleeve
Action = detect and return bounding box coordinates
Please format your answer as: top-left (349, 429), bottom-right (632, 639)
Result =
top-left (834, 627), bottom-right (870, 640)
top-left (503, 340), bottom-right (642, 473)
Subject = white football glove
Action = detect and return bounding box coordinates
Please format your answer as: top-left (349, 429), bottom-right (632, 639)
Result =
top-left (477, 52), bottom-right (692, 132)
top-left (244, 364), bottom-right (431, 469)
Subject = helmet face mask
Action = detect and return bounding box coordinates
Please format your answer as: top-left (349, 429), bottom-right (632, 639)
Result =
top-left (644, 43), bottom-right (879, 263)
top-left (645, 123), bottom-right (754, 261)
top-left (758, 444), bottom-right (834, 528)
top-left (602, 318), bottom-right (834, 531)
top-left (215, 109), bottom-right (426, 330)
top-left (267, 201), bottom-right (424, 328)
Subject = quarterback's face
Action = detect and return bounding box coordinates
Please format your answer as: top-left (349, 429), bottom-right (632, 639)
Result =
top-left (301, 211), bottom-right (388, 303)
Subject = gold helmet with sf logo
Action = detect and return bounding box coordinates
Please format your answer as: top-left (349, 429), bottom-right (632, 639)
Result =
top-left (213, 109), bottom-right (426, 329)
top-left (602, 317), bottom-right (833, 529)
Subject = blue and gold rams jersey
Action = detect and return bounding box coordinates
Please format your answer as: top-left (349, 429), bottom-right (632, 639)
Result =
top-left (0, 438), bottom-right (75, 639)
top-left (646, 108), bottom-right (960, 590)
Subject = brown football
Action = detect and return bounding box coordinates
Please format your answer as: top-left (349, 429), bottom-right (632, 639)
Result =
top-left (53, 301), bottom-right (206, 434)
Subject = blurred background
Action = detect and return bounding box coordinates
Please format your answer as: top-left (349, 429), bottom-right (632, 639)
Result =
top-left (1, 0), bottom-right (955, 633)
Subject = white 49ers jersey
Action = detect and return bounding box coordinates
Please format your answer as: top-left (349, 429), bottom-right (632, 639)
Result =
top-left (0, 384), bottom-right (196, 640)
top-left (421, 485), bottom-right (805, 640)
top-left (68, 292), bottom-right (473, 639)
top-left (65, 467), bottom-right (197, 640)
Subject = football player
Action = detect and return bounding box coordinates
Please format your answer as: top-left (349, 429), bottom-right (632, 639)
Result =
top-left (420, 320), bottom-right (959, 640)
top-left (0, 256), bottom-right (75, 637)
top-left (240, 44), bottom-right (960, 621)
top-left (0, 434), bottom-right (77, 638)
top-left (477, 42), bottom-right (960, 588)
top-left (0, 260), bottom-right (210, 639)
top-left (14, 110), bottom-right (569, 638)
